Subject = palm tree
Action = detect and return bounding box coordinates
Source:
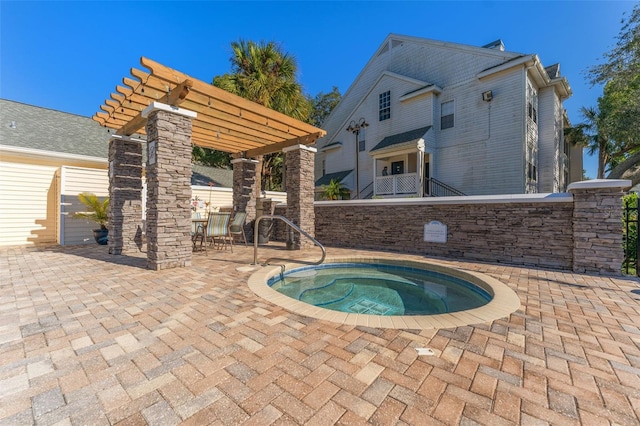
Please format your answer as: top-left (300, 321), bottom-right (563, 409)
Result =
top-left (577, 106), bottom-right (612, 179)
top-left (214, 40), bottom-right (309, 120)
top-left (322, 179), bottom-right (350, 200)
top-left (213, 40), bottom-right (309, 191)
top-left (72, 192), bottom-right (109, 229)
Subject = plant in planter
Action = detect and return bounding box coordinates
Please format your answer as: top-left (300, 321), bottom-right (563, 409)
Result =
top-left (72, 192), bottom-right (109, 245)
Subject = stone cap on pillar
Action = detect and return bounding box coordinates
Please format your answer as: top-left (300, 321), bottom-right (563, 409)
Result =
top-left (282, 144), bottom-right (318, 153)
top-left (231, 158), bottom-right (259, 164)
top-left (142, 102), bottom-right (197, 119)
top-left (568, 179), bottom-right (632, 192)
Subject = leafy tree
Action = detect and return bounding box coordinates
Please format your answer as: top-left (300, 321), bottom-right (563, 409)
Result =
top-left (213, 40), bottom-right (310, 190)
top-left (588, 4), bottom-right (639, 88)
top-left (321, 179), bottom-right (350, 200)
top-left (307, 86), bottom-right (342, 127)
top-left (583, 4), bottom-right (640, 183)
top-left (192, 146), bottom-right (231, 168)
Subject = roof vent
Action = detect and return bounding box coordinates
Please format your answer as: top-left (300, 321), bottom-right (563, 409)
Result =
top-left (8, 120), bottom-right (16, 129)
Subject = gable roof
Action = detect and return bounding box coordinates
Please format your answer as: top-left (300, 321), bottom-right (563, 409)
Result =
top-left (315, 169), bottom-right (353, 187)
top-left (191, 164), bottom-right (233, 187)
top-left (0, 98), bottom-right (111, 158)
top-left (370, 126), bottom-right (431, 153)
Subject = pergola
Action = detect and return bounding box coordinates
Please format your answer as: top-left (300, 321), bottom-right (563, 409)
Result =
top-left (93, 57), bottom-right (326, 270)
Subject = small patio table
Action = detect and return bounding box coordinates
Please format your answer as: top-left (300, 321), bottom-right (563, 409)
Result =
top-left (192, 217), bottom-right (208, 252)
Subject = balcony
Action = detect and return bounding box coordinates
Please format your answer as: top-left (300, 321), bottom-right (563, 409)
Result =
top-left (374, 173), bottom-right (419, 196)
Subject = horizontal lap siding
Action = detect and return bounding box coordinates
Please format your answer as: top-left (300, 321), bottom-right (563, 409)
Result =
top-left (315, 202), bottom-right (574, 269)
top-left (0, 162), bottom-right (58, 246)
top-left (61, 167), bottom-right (109, 245)
top-left (436, 69), bottom-right (525, 195)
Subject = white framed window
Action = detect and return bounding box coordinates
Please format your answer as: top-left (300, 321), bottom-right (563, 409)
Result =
top-left (358, 127), bottom-right (366, 152)
top-left (527, 82), bottom-right (538, 124)
top-left (379, 91), bottom-right (391, 121)
top-left (441, 100), bottom-right (454, 130)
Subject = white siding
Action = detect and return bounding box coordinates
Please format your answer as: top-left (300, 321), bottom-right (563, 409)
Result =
top-left (435, 68), bottom-right (526, 195)
top-left (319, 35), bottom-right (521, 145)
top-left (0, 161), bottom-right (59, 246)
top-left (60, 166), bottom-right (109, 245)
top-left (317, 35), bottom-right (543, 196)
top-left (538, 88), bottom-right (563, 192)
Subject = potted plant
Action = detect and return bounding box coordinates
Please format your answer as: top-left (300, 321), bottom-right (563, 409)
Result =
top-left (72, 192), bottom-right (109, 245)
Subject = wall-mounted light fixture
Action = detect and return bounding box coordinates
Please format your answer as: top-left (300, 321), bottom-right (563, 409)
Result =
top-left (482, 90), bottom-right (493, 102)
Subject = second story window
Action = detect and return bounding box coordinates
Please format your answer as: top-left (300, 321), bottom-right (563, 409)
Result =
top-left (379, 91), bottom-right (391, 121)
top-left (441, 100), bottom-right (454, 129)
top-left (527, 82), bottom-right (538, 124)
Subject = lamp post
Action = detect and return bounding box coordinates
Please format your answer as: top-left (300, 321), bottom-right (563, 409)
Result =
top-left (346, 117), bottom-right (369, 199)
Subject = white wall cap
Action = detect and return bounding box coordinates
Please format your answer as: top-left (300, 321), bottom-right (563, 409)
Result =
top-left (231, 158), bottom-right (259, 164)
top-left (567, 179), bottom-right (632, 191)
top-left (109, 134), bottom-right (147, 144)
top-left (141, 102), bottom-right (197, 119)
top-left (283, 144), bottom-right (318, 153)
top-left (315, 192), bottom-right (574, 207)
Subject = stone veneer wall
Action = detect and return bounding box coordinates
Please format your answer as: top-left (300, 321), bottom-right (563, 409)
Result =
top-left (232, 159), bottom-right (259, 242)
top-left (313, 180), bottom-right (630, 275)
top-left (570, 183), bottom-right (626, 274)
top-left (145, 109), bottom-right (193, 270)
top-left (315, 200), bottom-right (575, 270)
top-left (108, 138), bottom-right (143, 254)
top-left (284, 145), bottom-right (316, 249)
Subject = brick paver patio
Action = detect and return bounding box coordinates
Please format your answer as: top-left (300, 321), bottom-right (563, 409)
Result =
top-left (1, 243), bottom-right (639, 425)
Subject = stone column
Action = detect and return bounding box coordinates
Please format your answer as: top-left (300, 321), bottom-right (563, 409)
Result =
top-left (232, 158), bottom-right (259, 242)
top-left (108, 136), bottom-right (143, 254)
top-left (569, 179), bottom-right (631, 275)
top-left (284, 144), bottom-right (317, 249)
top-left (143, 102), bottom-right (196, 270)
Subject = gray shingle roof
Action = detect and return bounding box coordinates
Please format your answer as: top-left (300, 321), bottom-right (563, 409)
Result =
top-left (2, 99), bottom-right (234, 187)
top-left (0, 98), bottom-right (112, 158)
top-left (315, 169), bottom-right (353, 187)
top-left (370, 126), bottom-right (431, 153)
top-left (545, 63), bottom-right (560, 79)
top-left (191, 164), bottom-right (233, 188)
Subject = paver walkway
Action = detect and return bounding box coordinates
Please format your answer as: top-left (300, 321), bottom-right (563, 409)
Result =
top-left (1, 244), bottom-right (639, 425)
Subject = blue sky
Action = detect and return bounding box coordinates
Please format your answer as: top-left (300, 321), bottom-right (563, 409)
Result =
top-left (1, 1), bottom-right (636, 179)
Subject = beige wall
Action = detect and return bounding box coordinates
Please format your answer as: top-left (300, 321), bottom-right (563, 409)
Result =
top-left (0, 161), bottom-right (60, 246)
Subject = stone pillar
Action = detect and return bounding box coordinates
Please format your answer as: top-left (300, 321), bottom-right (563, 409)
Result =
top-left (108, 136), bottom-right (143, 254)
top-left (284, 144), bottom-right (317, 249)
top-left (232, 158), bottom-right (259, 242)
top-left (143, 102), bottom-right (196, 270)
top-left (569, 179), bottom-right (631, 275)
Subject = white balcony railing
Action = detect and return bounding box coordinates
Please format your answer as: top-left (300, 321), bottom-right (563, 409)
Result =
top-left (374, 173), bottom-right (418, 196)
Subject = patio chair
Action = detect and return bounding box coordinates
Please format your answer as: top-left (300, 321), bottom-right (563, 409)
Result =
top-left (229, 212), bottom-right (248, 247)
top-left (204, 212), bottom-right (233, 252)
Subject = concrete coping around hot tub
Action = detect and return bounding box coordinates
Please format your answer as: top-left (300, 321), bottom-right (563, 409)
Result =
top-left (247, 256), bottom-right (521, 330)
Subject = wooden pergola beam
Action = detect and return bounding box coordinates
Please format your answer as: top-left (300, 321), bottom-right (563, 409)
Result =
top-left (243, 132), bottom-right (324, 158)
top-left (116, 79), bottom-right (192, 136)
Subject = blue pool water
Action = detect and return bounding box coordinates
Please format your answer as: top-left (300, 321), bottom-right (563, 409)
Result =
top-left (268, 263), bottom-right (491, 316)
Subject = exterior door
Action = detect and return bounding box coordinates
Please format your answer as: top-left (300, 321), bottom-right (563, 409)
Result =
top-left (391, 161), bottom-right (404, 175)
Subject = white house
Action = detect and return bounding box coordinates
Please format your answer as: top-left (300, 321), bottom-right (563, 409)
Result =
top-left (315, 34), bottom-right (582, 198)
top-left (0, 99), bottom-right (239, 246)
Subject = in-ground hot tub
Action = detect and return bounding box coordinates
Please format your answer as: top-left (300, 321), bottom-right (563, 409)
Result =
top-left (248, 257), bottom-right (520, 329)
